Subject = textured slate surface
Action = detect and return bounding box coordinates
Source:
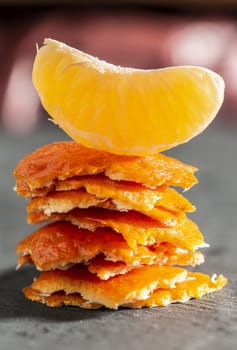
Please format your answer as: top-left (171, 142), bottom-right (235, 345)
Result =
top-left (0, 117), bottom-right (236, 350)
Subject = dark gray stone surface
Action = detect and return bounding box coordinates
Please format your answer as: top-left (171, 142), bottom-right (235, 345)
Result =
top-left (0, 117), bottom-right (236, 350)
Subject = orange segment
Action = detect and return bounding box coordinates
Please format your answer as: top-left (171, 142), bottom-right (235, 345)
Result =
top-left (29, 265), bottom-right (188, 309)
top-left (13, 141), bottom-right (198, 191)
top-left (32, 38), bottom-right (224, 156)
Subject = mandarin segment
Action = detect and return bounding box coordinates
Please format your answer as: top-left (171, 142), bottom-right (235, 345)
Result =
top-left (32, 38), bottom-right (224, 156)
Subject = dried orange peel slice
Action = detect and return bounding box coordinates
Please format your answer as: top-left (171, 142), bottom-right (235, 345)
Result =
top-left (19, 174), bottom-right (195, 213)
top-left (26, 208), bottom-right (206, 251)
top-left (13, 141), bottom-right (198, 191)
top-left (27, 265), bottom-right (188, 309)
top-left (16, 222), bottom-right (204, 272)
top-left (23, 265), bottom-right (227, 309)
top-left (26, 185), bottom-right (191, 225)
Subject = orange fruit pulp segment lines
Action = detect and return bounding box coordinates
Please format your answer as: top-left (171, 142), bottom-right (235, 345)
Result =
top-left (32, 38), bottom-right (224, 156)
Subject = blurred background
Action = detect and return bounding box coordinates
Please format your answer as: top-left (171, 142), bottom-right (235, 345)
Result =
top-left (0, 0), bottom-right (237, 270)
top-left (0, 3), bottom-right (237, 347)
top-left (1, 0), bottom-right (237, 133)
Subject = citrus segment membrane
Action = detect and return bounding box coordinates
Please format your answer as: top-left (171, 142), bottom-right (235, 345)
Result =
top-left (32, 38), bottom-right (225, 156)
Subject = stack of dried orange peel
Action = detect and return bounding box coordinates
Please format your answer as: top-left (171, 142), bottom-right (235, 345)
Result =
top-left (13, 39), bottom-right (227, 309)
